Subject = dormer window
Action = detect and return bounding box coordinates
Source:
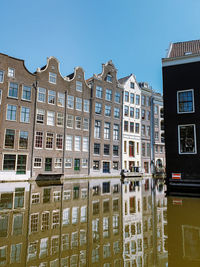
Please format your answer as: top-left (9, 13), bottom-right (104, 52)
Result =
top-left (8, 68), bottom-right (15, 78)
top-left (49, 72), bottom-right (57, 84)
top-left (106, 74), bottom-right (112, 82)
top-left (76, 81), bottom-right (82, 92)
top-left (130, 82), bottom-right (134, 89)
top-left (184, 51), bottom-right (192, 56)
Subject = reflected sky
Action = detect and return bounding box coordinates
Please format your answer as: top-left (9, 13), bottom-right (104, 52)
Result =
top-left (0, 178), bottom-right (199, 267)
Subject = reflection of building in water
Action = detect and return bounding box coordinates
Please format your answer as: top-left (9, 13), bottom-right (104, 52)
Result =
top-left (168, 197), bottom-right (200, 267)
top-left (122, 179), bottom-right (143, 266)
top-left (88, 178), bottom-right (123, 266)
top-left (0, 182), bottom-right (30, 266)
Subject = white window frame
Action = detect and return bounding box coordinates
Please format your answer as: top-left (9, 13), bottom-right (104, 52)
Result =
top-left (37, 87), bottom-right (46, 103)
top-left (22, 85), bottom-right (31, 101)
top-left (33, 157), bottom-right (42, 168)
top-left (178, 124), bottom-right (197, 154)
top-left (75, 136), bottom-right (81, 151)
top-left (67, 95), bottom-right (74, 109)
top-left (177, 89), bottom-right (195, 114)
top-left (48, 90), bottom-right (56, 105)
top-left (66, 135), bottom-right (73, 151)
top-left (47, 111), bottom-right (55, 126)
top-left (0, 70), bottom-right (4, 83)
top-left (84, 99), bottom-right (89, 112)
top-left (76, 81), bottom-right (82, 92)
top-left (49, 72), bottom-right (57, 84)
top-left (65, 158), bottom-right (72, 168)
top-left (8, 67), bottom-right (15, 78)
top-left (57, 92), bottom-right (65, 107)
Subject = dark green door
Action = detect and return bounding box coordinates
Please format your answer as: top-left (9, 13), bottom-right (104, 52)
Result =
top-left (45, 158), bottom-right (52, 171)
top-left (74, 159), bottom-right (80, 171)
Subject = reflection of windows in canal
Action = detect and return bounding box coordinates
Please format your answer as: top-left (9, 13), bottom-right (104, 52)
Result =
top-left (30, 213), bottom-right (39, 233)
top-left (51, 236), bottom-right (59, 255)
top-left (92, 247), bottom-right (99, 263)
top-left (13, 213), bottom-right (23, 235)
top-left (92, 186), bottom-right (100, 196)
top-left (113, 199), bottom-right (119, 211)
top-left (53, 191), bottom-right (61, 202)
top-left (113, 241), bottom-right (120, 254)
top-left (52, 210), bottom-right (60, 229)
top-left (103, 200), bottom-right (110, 213)
top-left (28, 241), bottom-right (38, 260)
top-left (182, 225), bottom-right (200, 260)
top-left (125, 225), bottom-right (129, 238)
top-left (92, 219), bottom-right (99, 241)
top-left (63, 208), bottom-right (70, 226)
top-left (10, 243), bottom-right (22, 263)
top-left (81, 189), bottom-right (87, 199)
top-left (80, 230), bottom-right (87, 245)
top-left (71, 232), bottom-right (78, 248)
top-left (31, 193), bottom-right (40, 204)
top-left (0, 246), bottom-right (6, 266)
top-left (0, 188), bottom-right (24, 210)
top-left (72, 207), bottom-right (79, 224)
top-left (80, 206), bottom-right (87, 222)
top-left (103, 243), bottom-right (111, 258)
top-left (80, 250), bottom-right (86, 266)
top-left (0, 215), bottom-right (8, 237)
top-left (70, 254), bottom-right (78, 266)
top-left (103, 217), bottom-right (109, 238)
top-left (43, 188), bottom-right (51, 203)
top-left (93, 201), bottom-right (100, 215)
top-left (103, 182), bottom-right (110, 194)
top-left (73, 186), bottom-right (79, 199)
top-left (113, 215), bottom-right (119, 234)
top-left (42, 211), bottom-right (50, 230)
top-left (63, 190), bottom-right (71, 201)
top-left (39, 238), bottom-right (48, 259)
top-left (62, 234), bottom-right (69, 250)
top-left (131, 240), bottom-right (136, 254)
top-left (61, 256), bottom-right (69, 267)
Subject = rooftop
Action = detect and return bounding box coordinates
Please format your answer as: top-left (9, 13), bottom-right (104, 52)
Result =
top-left (167, 40), bottom-right (200, 58)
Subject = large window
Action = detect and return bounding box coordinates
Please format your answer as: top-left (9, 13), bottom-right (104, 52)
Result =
top-left (178, 124), bottom-right (196, 154)
top-left (20, 107), bottom-right (30, 123)
top-left (84, 99), bottom-right (89, 112)
top-left (22, 86), bottom-right (31, 101)
top-left (19, 131), bottom-right (28, 149)
top-left (4, 129), bottom-right (15, 149)
top-left (36, 109), bottom-right (45, 124)
top-left (66, 135), bottom-right (73, 151)
top-left (76, 97), bottom-right (82, 111)
top-left (113, 124), bottom-right (119, 140)
top-left (37, 87), bottom-right (46, 102)
top-left (47, 111), bottom-right (55, 126)
top-left (105, 105), bottom-right (111, 117)
top-left (114, 107), bottom-right (120, 118)
top-left (8, 82), bottom-right (18, 98)
top-left (95, 102), bottom-right (102, 114)
top-left (67, 95), bottom-right (74, 109)
top-left (103, 162), bottom-right (110, 173)
top-left (35, 131), bottom-right (43, 148)
top-left (105, 89), bottom-right (112, 101)
top-left (57, 92), bottom-right (65, 107)
top-left (115, 92), bottom-right (120, 103)
top-left (67, 115), bottom-right (73, 128)
top-left (0, 70), bottom-right (4, 83)
top-left (75, 136), bottom-right (81, 151)
top-left (177, 90), bottom-right (194, 113)
top-left (125, 91), bottom-right (129, 102)
top-left (48, 90), bottom-right (56, 105)
top-left (83, 137), bottom-right (89, 152)
top-left (104, 122), bottom-right (110, 139)
top-left (46, 133), bottom-right (54, 149)
top-left (96, 86), bottom-right (103, 98)
top-left (94, 120), bottom-right (101, 138)
top-left (7, 105), bottom-right (17, 121)
top-left (56, 134), bottom-right (63, 150)
top-left (129, 141), bottom-right (135, 157)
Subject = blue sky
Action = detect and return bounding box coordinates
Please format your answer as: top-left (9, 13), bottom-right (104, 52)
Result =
top-left (1, 0), bottom-right (200, 93)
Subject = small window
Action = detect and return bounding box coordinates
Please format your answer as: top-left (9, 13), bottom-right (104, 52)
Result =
top-left (74, 159), bottom-right (80, 171)
top-left (8, 68), bottom-right (15, 77)
top-left (8, 82), bottom-right (18, 98)
top-left (82, 159), bottom-right (88, 168)
top-left (178, 124), bottom-right (196, 154)
top-left (93, 160), bottom-right (100, 170)
top-left (130, 82), bottom-right (134, 89)
top-left (76, 81), bottom-right (82, 92)
top-left (54, 158), bottom-right (62, 168)
top-left (94, 143), bottom-right (100, 155)
top-left (96, 86), bottom-right (103, 98)
top-left (65, 158), bottom-right (72, 168)
top-left (177, 90), bottom-right (194, 113)
top-left (106, 74), bottom-right (112, 82)
top-left (22, 86), bottom-right (31, 101)
top-left (34, 158), bottom-right (42, 168)
top-left (49, 72), bottom-right (57, 84)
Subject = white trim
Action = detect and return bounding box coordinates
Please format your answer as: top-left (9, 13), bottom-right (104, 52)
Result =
top-left (8, 82), bottom-right (18, 99)
top-left (177, 89), bottom-right (195, 114)
top-left (162, 55), bottom-right (200, 67)
top-left (21, 85), bottom-right (32, 102)
top-left (8, 67), bottom-right (15, 78)
top-left (0, 70), bottom-right (4, 83)
top-left (178, 124), bottom-right (197, 154)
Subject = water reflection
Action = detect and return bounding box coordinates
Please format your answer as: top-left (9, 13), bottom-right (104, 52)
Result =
top-left (0, 178), bottom-right (199, 266)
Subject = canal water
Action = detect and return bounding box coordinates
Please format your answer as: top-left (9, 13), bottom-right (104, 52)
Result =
top-left (0, 177), bottom-right (199, 267)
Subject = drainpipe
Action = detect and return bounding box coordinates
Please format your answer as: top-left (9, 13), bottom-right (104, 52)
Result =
top-left (150, 95), bottom-right (155, 175)
top-left (121, 89), bottom-right (124, 172)
top-left (62, 91), bottom-right (67, 176)
top-left (30, 81), bottom-right (38, 179)
top-left (88, 83), bottom-right (93, 176)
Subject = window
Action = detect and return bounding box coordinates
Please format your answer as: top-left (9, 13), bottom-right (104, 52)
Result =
top-left (130, 122), bottom-right (134, 133)
top-left (105, 105), bottom-right (111, 116)
top-left (130, 93), bottom-right (134, 104)
top-left (30, 213), bottom-right (39, 233)
top-left (39, 238), bottom-right (48, 258)
top-left (142, 109), bottom-right (145, 120)
top-left (94, 143), bottom-right (100, 154)
top-left (65, 158), bottom-right (72, 168)
top-left (75, 116), bottom-right (81, 129)
top-left (49, 72), bottom-right (57, 84)
top-left (93, 160), bottom-right (100, 170)
top-left (22, 86), bottom-right (31, 101)
top-left (106, 74), bottom-right (112, 82)
top-left (104, 122), bottom-right (110, 139)
top-left (142, 143), bottom-right (145, 156)
top-left (35, 131), bottom-right (43, 148)
top-left (19, 131), bottom-right (28, 149)
top-left (66, 135), bottom-right (73, 151)
top-left (13, 214), bottom-right (23, 235)
top-left (113, 145), bottom-right (119, 156)
top-left (52, 211), bottom-right (60, 229)
top-left (95, 102), bottom-right (102, 114)
top-left (129, 141), bottom-right (134, 157)
top-left (36, 109), bottom-right (45, 124)
top-left (113, 124), bottom-right (119, 140)
top-left (57, 112), bottom-right (64, 126)
top-left (124, 106), bottom-right (129, 116)
top-left (82, 158), bottom-right (88, 168)
top-left (135, 123), bottom-right (140, 133)
top-left (43, 188), bottom-right (51, 203)
top-left (81, 189), bottom-right (87, 199)
top-left (56, 134), bottom-right (63, 149)
top-left (96, 86), bottom-right (103, 98)
top-left (75, 136), bottom-right (81, 151)
top-left (124, 140), bottom-right (127, 153)
top-left (130, 107), bottom-right (134, 118)
top-left (74, 159), bottom-right (80, 171)
top-left (48, 90), bottom-right (56, 104)
top-left (84, 99), bottom-right (89, 112)
top-left (34, 157), bottom-right (42, 168)
top-left (4, 129), bottom-right (15, 149)
top-left (63, 208), bottom-right (70, 226)
top-left (0, 70), bottom-right (4, 83)
top-left (83, 137), bottom-right (89, 152)
top-left (67, 95), bottom-right (74, 109)
top-left (8, 67), bottom-right (15, 77)
top-left (106, 89), bottom-right (112, 101)
top-left (147, 126), bottom-right (150, 136)
top-left (136, 95), bottom-right (140, 105)
top-left (154, 105), bottom-right (158, 114)
top-left (94, 120), bottom-right (101, 138)
top-left (76, 97), bottom-right (82, 111)
top-left (178, 124), bottom-right (196, 154)
top-left (7, 104), bottom-right (17, 121)
top-left (147, 143), bottom-right (150, 156)
top-left (104, 144), bottom-right (110, 155)
top-left (114, 107), bottom-right (120, 118)
top-left (103, 162), bottom-right (110, 173)
top-left (76, 81), bottom-right (82, 92)
top-left (103, 218), bottom-right (109, 238)
top-left (141, 95), bottom-right (146, 106)
top-left (46, 133), bottom-right (54, 149)
top-left (147, 110), bottom-right (151, 120)
top-left (20, 107), bottom-right (30, 123)
top-left (45, 158), bottom-right (52, 171)
top-left (47, 111), bottom-right (55, 126)
top-left (55, 158), bottom-right (62, 168)
top-left (8, 82), bottom-right (18, 98)
top-left (10, 243), bottom-right (22, 263)
top-left (80, 206), bottom-right (87, 222)
top-left (83, 118), bottom-right (89, 130)
top-left (155, 131), bottom-right (159, 140)
top-left (125, 91), bottom-right (129, 102)
top-left (31, 193), bottom-right (40, 204)
top-left (124, 121), bottom-right (128, 132)
top-left (0, 90), bottom-right (2, 104)
top-left (135, 108), bottom-right (140, 119)
top-left (130, 82), bottom-right (134, 89)
top-left (57, 92), bottom-right (65, 107)
top-left (177, 90), bottom-right (194, 113)
top-left (142, 125), bottom-right (146, 136)
top-left (113, 161), bottom-right (119, 170)
top-left (38, 87), bottom-right (46, 102)
top-left (115, 92), bottom-right (120, 103)
top-left (66, 114), bottom-right (73, 128)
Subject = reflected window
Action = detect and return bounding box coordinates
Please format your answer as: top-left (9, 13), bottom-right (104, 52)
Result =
top-left (52, 210), bottom-right (60, 229)
top-left (103, 182), bottom-right (110, 193)
top-left (43, 188), bottom-right (51, 203)
top-left (10, 243), bottom-right (22, 263)
top-left (51, 236), bottom-right (59, 255)
top-left (39, 238), bottom-right (48, 259)
top-left (13, 213), bottom-right (23, 235)
top-left (0, 215), bottom-right (8, 237)
top-left (103, 217), bottom-right (109, 238)
top-left (62, 234), bottom-right (69, 251)
top-left (28, 241), bottom-right (38, 260)
top-left (73, 187), bottom-right (79, 199)
top-left (63, 208), bottom-right (70, 226)
top-left (41, 211), bottom-right (50, 231)
top-left (0, 193), bottom-right (13, 210)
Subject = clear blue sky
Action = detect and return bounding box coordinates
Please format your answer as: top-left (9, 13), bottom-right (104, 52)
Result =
top-left (1, 0), bottom-right (200, 93)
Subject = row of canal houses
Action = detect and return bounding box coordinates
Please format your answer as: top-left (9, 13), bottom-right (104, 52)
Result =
top-left (0, 53), bottom-right (165, 181)
top-left (0, 178), bottom-right (168, 266)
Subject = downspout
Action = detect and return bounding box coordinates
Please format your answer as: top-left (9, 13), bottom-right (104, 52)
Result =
top-left (62, 91), bottom-right (67, 176)
top-left (150, 95), bottom-right (155, 175)
top-left (88, 82), bottom-right (93, 176)
top-left (121, 89), bottom-right (124, 172)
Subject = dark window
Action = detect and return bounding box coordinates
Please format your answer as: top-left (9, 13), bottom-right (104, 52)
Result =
top-left (124, 121), bottom-right (128, 132)
top-left (43, 188), bottom-right (51, 203)
top-left (3, 154), bottom-right (16, 170)
top-left (45, 158), bottom-right (52, 171)
top-left (130, 122), bottom-right (134, 133)
top-left (93, 161), bottom-right (100, 170)
top-left (113, 184), bottom-right (119, 193)
top-left (179, 125), bottom-right (196, 153)
top-left (103, 200), bottom-right (110, 213)
top-left (178, 90), bottom-right (194, 113)
top-left (19, 131), bottom-right (28, 149)
top-left (113, 145), bottom-right (119, 156)
top-left (0, 193), bottom-right (13, 210)
top-left (125, 91), bottom-right (129, 102)
top-left (92, 186), bottom-right (99, 195)
top-left (103, 182), bottom-right (110, 193)
top-left (95, 102), bottom-right (102, 114)
top-left (113, 161), bottom-right (119, 170)
top-left (73, 186), bottom-right (79, 199)
top-left (93, 202), bottom-right (100, 215)
top-left (16, 155), bottom-right (27, 174)
top-left (103, 162), bottom-right (110, 173)
top-left (4, 129), bottom-right (15, 149)
top-left (104, 144), bottom-right (110, 155)
top-left (130, 82), bottom-right (134, 89)
top-left (94, 143), bottom-right (100, 154)
top-left (14, 188), bottom-right (24, 208)
top-left (74, 159), bottom-right (80, 171)
top-left (0, 215), bottom-right (8, 237)
top-left (129, 141), bottom-right (134, 157)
